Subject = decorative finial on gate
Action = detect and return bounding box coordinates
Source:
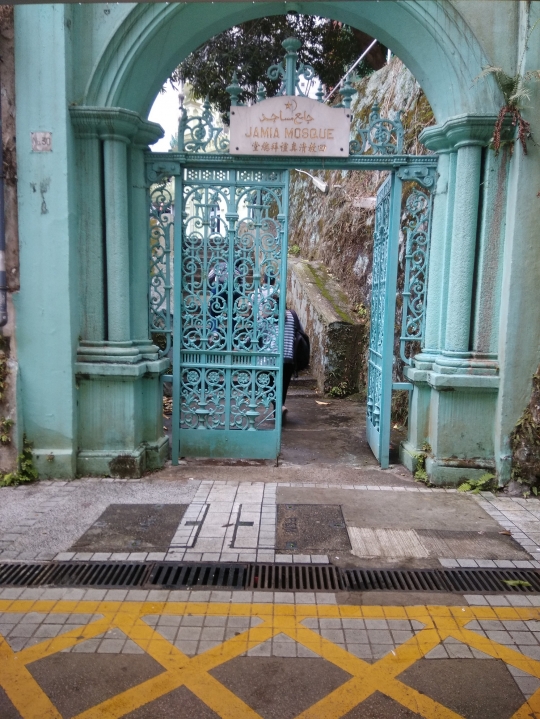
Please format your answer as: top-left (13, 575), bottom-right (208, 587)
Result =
top-left (226, 72), bottom-right (242, 107)
top-left (340, 77), bottom-right (356, 109)
top-left (256, 83), bottom-right (267, 103)
top-left (266, 37), bottom-right (315, 97)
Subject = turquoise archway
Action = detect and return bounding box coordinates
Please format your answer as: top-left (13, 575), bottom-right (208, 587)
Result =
top-left (86, 1), bottom-right (502, 123)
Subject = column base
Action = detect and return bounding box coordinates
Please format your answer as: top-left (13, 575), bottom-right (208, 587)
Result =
top-left (399, 440), bottom-right (420, 474)
top-left (76, 356), bottom-right (170, 478)
top-left (77, 340), bottom-right (159, 364)
top-left (403, 362), bottom-right (499, 485)
top-left (425, 456), bottom-right (496, 486)
top-left (75, 436), bottom-right (170, 477)
top-left (32, 449), bottom-right (76, 479)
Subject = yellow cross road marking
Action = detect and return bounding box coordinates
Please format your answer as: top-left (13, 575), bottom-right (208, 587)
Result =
top-left (0, 599), bottom-right (540, 719)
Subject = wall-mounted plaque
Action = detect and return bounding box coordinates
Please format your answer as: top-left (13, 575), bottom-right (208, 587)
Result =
top-left (229, 96), bottom-right (351, 157)
top-left (31, 132), bottom-right (52, 152)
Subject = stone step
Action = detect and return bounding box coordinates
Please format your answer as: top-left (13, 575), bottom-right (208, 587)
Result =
top-left (287, 387), bottom-right (319, 398)
top-left (290, 374), bottom-right (317, 390)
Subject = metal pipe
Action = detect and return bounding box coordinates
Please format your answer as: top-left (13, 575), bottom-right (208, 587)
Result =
top-left (0, 76), bottom-right (6, 328)
top-left (323, 39), bottom-right (378, 103)
top-left (294, 169), bottom-right (328, 194)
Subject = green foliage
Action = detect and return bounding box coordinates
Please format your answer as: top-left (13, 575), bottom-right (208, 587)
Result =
top-left (289, 244), bottom-right (301, 257)
top-left (413, 442), bottom-right (433, 485)
top-left (174, 16), bottom-right (375, 120)
top-left (475, 19), bottom-right (540, 154)
top-left (391, 389), bottom-right (409, 428)
top-left (0, 417), bottom-right (13, 444)
top-left (0, 349), bottom-right (7, 402)
top-left (353, 303), bottom-right (369, 321)
top-left (510, 368), bottom-right (540, 495)
top-left (0, 436), bottom-right (39, 487)
top-left (502, 579), bottom-right (532, 587)
top-left (328, 381), bottom-right (352, 399)
top-left (457, 473), bottom-right (495, 495)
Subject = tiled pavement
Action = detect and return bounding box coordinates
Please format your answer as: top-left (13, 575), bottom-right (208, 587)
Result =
top-left (3, 478), bottom-right (540, 566)
top-left (3, 589), bottom-right (540, 717)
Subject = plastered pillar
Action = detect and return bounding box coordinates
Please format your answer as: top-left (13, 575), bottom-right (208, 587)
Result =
top-left (102, 134), bottom-right (131, 342)
top-left (443, 142), bottom-right (482, 355)
top-left (70, 107), bottom-right (168, 477)
top-left (71, 120), bottom-right (105, 342)
top-left (402, 116), bottom-right (507, 484)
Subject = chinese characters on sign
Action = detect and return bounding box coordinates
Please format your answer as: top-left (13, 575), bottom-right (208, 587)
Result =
top-left (229, 96), bottom-right (350, 157)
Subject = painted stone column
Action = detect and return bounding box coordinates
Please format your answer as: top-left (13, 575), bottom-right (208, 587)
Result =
top-left (102, 133), bottom-right (131, 342)
top-left (130, 133), bottom-right (167, 469)
top-left (471, 149), bottom-right (509, 356)
top-left (70, 115), bottom-right (105, 342)
top-left (130, 133), bottom-right (159, 356)
top-left (421, 151), bottom-right (451, 358)
top-left (70, 107), bottom-right (168, 477)
top-left (401, 115), bottom-right (508, 483)
top-left (443, 142), bottom-right (483, 355)
top-left (400, 129), bottom-right (454, 471)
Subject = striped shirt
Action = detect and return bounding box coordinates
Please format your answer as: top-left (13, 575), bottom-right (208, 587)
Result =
top-left (284, 310), bottom-right (296, 362)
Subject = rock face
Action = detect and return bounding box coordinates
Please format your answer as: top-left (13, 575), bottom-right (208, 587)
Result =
top-left (287, 58), bottom-right (435, 405)
top-left (287, 258), bottom-right (366, 396)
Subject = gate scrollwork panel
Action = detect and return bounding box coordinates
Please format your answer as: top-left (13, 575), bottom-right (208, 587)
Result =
top-left (174, 167), bottom-right (288, 459)
top-left (149, 181), bottom-right (174, 358)
top-left (366, 172), bottom-right (402, 468)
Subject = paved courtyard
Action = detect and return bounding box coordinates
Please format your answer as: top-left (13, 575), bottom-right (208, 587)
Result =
top-left (3, 396), bottom-right (540, 717)
top-left (1, 474), bottom-right (540, 569)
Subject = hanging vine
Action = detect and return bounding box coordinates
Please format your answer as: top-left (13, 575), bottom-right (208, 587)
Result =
top-left (476, 19), bottom-right (540, 155)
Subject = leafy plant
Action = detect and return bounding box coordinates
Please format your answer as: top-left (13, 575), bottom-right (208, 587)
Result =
top-left (413, 442), bottom-right (433, 485)
top-left (457, 473), bottom-right (495, 494)
top-left (0, 417), bottom-right (13, 444)
top-left (289, 244), bottom-right (301, 257)
top-left (0, 436), bottom-right (39, 487)
top-left (476, 19), bottom-right (540, 154)
top-left (0, 354), bottom-right (7, 403)
top-left (510, 367), bottom-right (540, 495)
top-left (329, 381), bottom-right (352, 398)
top-left (502, 579), bottom-right (532, 588)
top-left (353, 303), bottom-right (368, 320)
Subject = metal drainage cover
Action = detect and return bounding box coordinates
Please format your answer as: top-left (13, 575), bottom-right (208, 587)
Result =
top-left (1, 562), bottom-right (540, 593)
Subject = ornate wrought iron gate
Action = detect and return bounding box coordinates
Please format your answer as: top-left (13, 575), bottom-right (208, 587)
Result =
top-left (172, 167), bottom-right (289, 460)
top-left (147, 38), bottom-right (437, 466)
top-left (366, 172), bottom-right (402, 466)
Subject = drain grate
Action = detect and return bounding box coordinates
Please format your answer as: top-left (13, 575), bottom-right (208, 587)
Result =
top-left (0, 562), bottom-right (151, 588)
top-left (1, 561), bottom-right (540, 593)
top-left (246, 563), bottom-right (344, 591)
top-left (149, 563), bottom-right (246, 589)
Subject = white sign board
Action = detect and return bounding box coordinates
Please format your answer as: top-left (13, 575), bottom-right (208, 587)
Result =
top-left (229, 96), bottom-right (351, 158)
top-left (31, 132), bottom-right (52, 152)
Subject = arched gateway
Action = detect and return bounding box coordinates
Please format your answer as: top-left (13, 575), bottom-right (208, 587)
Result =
top-left (13, 2), bottom-right (540, 483)
top-left (147, 38), bottom-right (437, 466)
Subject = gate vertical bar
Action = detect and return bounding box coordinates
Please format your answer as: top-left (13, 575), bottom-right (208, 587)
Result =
top-left (276, 169), bottom-right (290, 452)
top-left (171, 170), bottom-right (184, 465)
top-left (366, 171), bottom-right (402, 467)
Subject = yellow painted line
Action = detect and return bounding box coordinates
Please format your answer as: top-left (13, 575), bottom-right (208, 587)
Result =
top-left (1, 599), bottom-right (540, 719)
top-left (0, 636), bottom-right (63, 719)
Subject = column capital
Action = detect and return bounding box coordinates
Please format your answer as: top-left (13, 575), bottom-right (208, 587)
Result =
top-left (70, 107), bottom-right (163, 146)
top-left (420, 114), bottom-right (512, 152)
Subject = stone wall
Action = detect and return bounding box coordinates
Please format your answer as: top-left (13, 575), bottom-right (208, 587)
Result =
top-left (287, 58), bottom-right (434, 402)
top-left (287, 258), bottom-right (366, 396)
top-left (0, 6), bottom-right (19, 474)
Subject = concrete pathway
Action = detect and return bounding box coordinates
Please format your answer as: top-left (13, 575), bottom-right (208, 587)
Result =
top-left (3, 395), bottom-right (540, 717)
